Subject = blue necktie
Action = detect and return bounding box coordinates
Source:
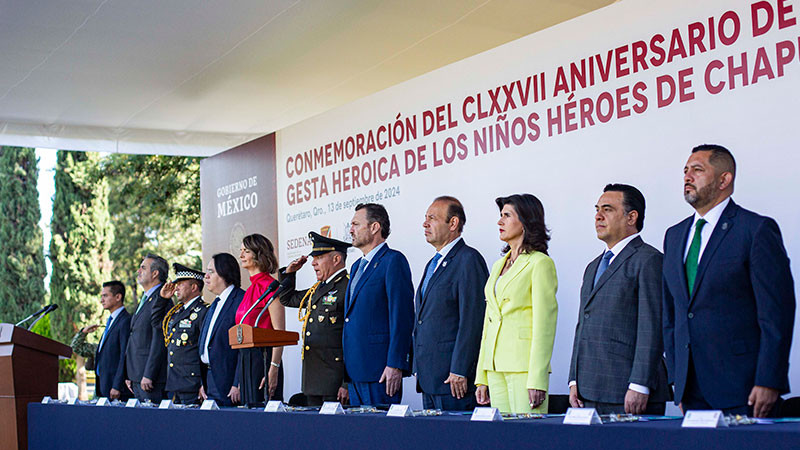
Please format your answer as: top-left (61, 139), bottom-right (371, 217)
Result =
top-left (349, 258), bottom-right (369, 297)
top-left (199, 297), bottom-right (219, 358)
top-left (593, 250), bottom-right (614, 288)
top-left (421, 253), bottom-right (443, 298)
top-left (98, 315), bottom-right (112, 352)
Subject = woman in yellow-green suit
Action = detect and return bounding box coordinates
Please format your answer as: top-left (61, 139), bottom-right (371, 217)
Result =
top-left (475, 194), bottom-right (558, 413)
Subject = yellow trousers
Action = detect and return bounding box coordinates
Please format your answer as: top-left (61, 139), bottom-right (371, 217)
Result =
top-left (486, 371), bottom-right (548, 414)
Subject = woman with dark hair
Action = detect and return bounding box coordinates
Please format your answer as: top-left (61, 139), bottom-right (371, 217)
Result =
top-left (199, 253), bottom-right (246, 406)
top-left (234, 234), bottom-right (286, 405)
top-left (475, 194), bottom-right (558, 413)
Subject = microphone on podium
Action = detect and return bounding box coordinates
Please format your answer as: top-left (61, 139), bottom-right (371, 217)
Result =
top-left (239, 280), bottom-right (280, 325)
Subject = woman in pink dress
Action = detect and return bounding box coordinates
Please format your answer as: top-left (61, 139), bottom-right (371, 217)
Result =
top-left (234, 233), bottom-right (286, 405)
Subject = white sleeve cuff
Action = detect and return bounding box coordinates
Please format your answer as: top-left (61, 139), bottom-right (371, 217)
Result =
top-left (628, 383), bottom-right (650, 395)
top-left (568, 380), bottom-right (576, 387)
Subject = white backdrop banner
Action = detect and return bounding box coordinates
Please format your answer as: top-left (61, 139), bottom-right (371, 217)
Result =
top-left (275, 0), bottom-right (800, 408)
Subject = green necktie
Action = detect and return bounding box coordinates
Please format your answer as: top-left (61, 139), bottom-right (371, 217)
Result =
top-left (135, 292), bottom-right (147, 315)
top-left (685, 218), bottom-right (707, 297)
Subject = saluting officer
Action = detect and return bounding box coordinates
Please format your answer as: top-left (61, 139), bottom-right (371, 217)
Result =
top-left (160, 263), bottom-right (209, 405)
top-left (280, 232), bottom-right (350, 406)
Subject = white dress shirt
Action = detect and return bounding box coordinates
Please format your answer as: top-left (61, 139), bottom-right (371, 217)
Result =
top-left (201, 285), bottom-right (233, 364)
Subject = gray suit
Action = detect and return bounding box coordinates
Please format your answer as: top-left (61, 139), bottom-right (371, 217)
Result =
top-left (569, 236), bottom-right (670, 409)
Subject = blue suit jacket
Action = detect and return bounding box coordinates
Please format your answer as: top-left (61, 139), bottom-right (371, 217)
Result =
top-left (343, 243), bottom-right (415, 382)
top-left (96, 308), bottom-right (132, 398)
top-left (413, 239), bottom-right (488, 395)
top-left (199, 286), bottom-right (245, 403)
top-left (663, 200), bottom-right (795, 408)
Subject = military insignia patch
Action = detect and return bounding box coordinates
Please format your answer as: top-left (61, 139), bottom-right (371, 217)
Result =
top-left (322, 293), bottom-right (337, 305)
top-left (329, 316), bottom-right (337, 324)
top-left (318, 315), bottom-right (325, 323)
top-left (180, 333), bottom-right (189, 341)
top-left (179, 319), bottom-right (191, 328)
top-left (190, 312), bottom-right (198, 320)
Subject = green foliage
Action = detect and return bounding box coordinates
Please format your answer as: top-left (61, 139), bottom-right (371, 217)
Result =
top-left (48, 151), bottom-right (112, 345)
top-left (59, 358), bottom-right (77, 383)
top-left (29, 313), bottom-right (52, 338)
top-left (0, 147), bottom-right (47, 324)
top-left (103, 154), bottom-right (202, 306)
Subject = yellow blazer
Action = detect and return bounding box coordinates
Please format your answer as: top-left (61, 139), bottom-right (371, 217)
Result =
top-left (475, 251), bottom-right (558, 391)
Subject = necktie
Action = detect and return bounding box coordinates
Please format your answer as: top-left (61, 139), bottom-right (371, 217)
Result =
top-left (685, 218), bottom-right (707, 297)
top-left (199, 297), bottom-right (219, 359)
top-left (593, 250), bottom-right (614, 288)
top-left (135, 292), bottom-right (147, 315)
top-left (421, 253), bottom-right (443, 297)
top-left (349, 258), bottom-right (369, 297)
top-left (98, 315), bottom-right (112, 352)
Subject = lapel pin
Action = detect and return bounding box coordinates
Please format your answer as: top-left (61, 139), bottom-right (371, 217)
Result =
top-left (722, 222), bottom-right (728, 230)
top-left (442, 261), bottom-right (448, 267)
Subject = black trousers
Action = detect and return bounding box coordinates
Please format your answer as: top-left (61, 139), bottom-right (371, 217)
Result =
top-left (238, 347), bottom-right (283, 406)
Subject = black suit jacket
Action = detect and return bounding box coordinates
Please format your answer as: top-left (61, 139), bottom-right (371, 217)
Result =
top-left (663, 200), bottom-right (795, 408)
top-left (125, 286), bottom-right (172, 385)
top-left (413, 239), bottom-right (488, 395)
top-left (569, 236), bottom-right (670, 404)
top-left (200, 286), bottom-right (245, 402)
top-left (95, 308), bottom-right (132, 398)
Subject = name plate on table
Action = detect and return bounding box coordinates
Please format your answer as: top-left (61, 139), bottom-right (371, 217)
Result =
top-left (96, 397), bottom-right (110, 406)
top-left (264, 401), bottom-right (287, 412)
top-left (564, 408), bottom-right (602, 425)
top-left (125, 399), bottom-right (141, 408)
top-left (319, 401), bottom-right (345, 415)
top-left (387, 404), bottom-right (411, 417)
top-left (41, 396), bottom-right (53, 404)
top-left (471, 407), bottom-right (503, 422)
top-left (682, 410), bottom-right (727, 428)
top-left (201, 400), bottom-right (219, 410)
top-left (158, 400), bottom-right (175, 409)
top-left (67, 397), bottom-right (79, 405)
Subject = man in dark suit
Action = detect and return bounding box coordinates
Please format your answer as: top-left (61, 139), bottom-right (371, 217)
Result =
top-left (414, 196), bottom-right (487, 411)
top-left (161, 263), bottom-right (209, 405)
top-left (568, 184), bottom-right (669, 415)
top-left (280, 232), bottom-right (351, 406)
top-left (70, 280), bottom-right (132, 401)
top-left (199, 253), bottom-right (245, 406)
top-left (344, 203), bottom-right (415, 406)
top-left (663, 144), bottom-right (795, 418)
top-left (125, 254), bottom-right (172, 403)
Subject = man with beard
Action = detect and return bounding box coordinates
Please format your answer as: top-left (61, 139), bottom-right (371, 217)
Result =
top-left (662, 144), bottom-right (795, 418)
top-left (344, 203), bottom-right (414, 406)
top-left (125, 254), bottom-right (172, 402)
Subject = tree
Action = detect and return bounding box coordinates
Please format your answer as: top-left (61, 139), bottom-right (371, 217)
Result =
top-left (0, 147), bottom-right (47, 324)
top-left (104, 154), bottom-right (202, 304)
top-left (49, 150), bottom-right (112, 393)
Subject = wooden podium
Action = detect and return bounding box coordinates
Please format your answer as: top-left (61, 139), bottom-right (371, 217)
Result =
top-left (0, 323), bottom-right (72, 450)
top-left (227, 324), bottom-right (299, 349)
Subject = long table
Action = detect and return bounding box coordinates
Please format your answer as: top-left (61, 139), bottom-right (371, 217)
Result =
top-left (28, 403), bottom-right (800, 449)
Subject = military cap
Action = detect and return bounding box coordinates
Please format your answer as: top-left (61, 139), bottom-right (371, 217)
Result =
top-left (172, 263), bottom-right (204, 283)
top-left (308, 231), bottom-right (351, 256)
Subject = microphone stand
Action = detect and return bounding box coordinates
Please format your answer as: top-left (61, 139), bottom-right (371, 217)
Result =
top-left (16, 305), bottom-right (51, 329)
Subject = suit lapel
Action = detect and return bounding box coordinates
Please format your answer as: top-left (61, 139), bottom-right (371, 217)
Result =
top-left (690, 201), bottom-right (737, 304)
top-left (495, 252), bottom-right (531, 301)
top-left (418, 239), bottom-right (464, 315)
top-left (586, 237), bottom-right (641, 305)
top-left (580, 254), bottom-right (602, 310)
top-left (346, 245), bottom-right (388, 315)
top-left (670, 216), bottom-right (694, 306)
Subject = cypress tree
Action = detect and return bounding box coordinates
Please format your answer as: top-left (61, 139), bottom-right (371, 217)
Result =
top-left (0, 147), bottom-right (47, 324)
top-left (49, 150), bottom-right (112, 364)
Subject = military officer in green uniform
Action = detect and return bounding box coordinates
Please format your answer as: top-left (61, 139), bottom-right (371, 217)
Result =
top-left (160, 263), bottom-right (209, 405)
top-left (280, 232), bottom-right (350, 406)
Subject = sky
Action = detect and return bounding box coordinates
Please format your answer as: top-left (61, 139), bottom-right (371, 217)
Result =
top-left (36, 148), bottom-right (57, 287)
